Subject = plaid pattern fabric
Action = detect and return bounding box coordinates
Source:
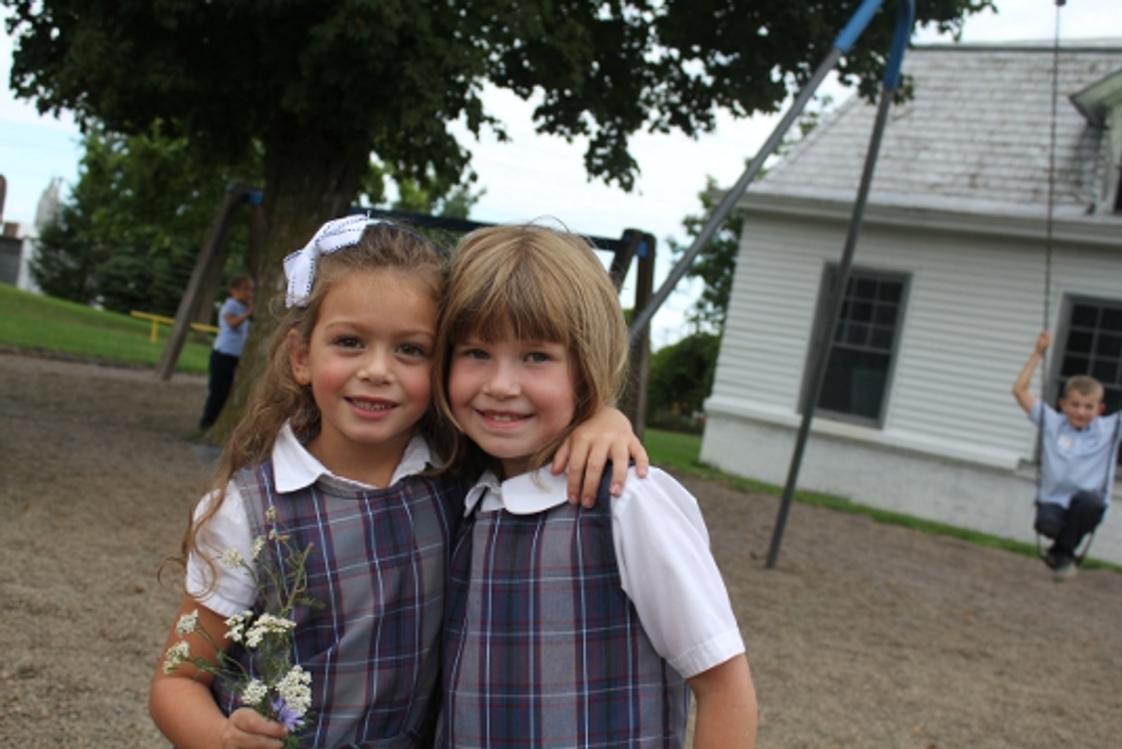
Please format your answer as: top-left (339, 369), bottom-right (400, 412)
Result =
top-left (213, 461), bottom-right (466, 748)
top-left (440, 484), bottom-right (688, 748)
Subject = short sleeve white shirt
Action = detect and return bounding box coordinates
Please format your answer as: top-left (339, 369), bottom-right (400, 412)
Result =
top-left (185, 423), bottom-right (433, 617)
top-left (463, 466), bottom-right (745, 678)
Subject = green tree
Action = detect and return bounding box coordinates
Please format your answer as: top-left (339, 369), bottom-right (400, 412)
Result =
top-left (31, 125), bottom-right (257, 315)
top-left (35, 134), bottom-right (476, 318)
top-left (5, 0), bottom-right (989, 432)
top-left (360, 162), bottom-right (484, 219)
top-left (668, 176), bottom-right (744, 333)
top-left (31, 194), bottom-right (97, 304)
top-left (646, 332), bottom-right (721, 432)
top-left (393, 177), bottom-right (483, 220)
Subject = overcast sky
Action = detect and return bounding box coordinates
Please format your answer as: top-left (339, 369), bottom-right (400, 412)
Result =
top-left (2, 1), bottom-right (1119, 347)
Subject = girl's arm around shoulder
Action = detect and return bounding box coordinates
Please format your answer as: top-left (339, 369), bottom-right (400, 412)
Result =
top-left (611, 468), bottom-right (746, 678)
top-left (551, 406), bottom-right (650, 506)
top-left (690, 654), bottom-right (758, 749)
top-left (149, 596), bottom-right (288, 749)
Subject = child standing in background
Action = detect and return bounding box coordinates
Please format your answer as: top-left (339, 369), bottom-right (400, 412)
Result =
top-left (199, 274), bottom-right (254, 429)
top-left (150, 216), bottom-right (646, 748)
top-left (435, 225), bottom-right (757, 748)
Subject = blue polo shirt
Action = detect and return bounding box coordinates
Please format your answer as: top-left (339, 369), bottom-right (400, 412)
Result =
top-left (1030, 400), bottom-right (1122, 508)
top-left (212, 297), bottom-right (250, 357)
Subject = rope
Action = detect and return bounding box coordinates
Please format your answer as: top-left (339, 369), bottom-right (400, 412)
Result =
top-left (1035, 0), bottom-right (1065, 564)
top-left (1043, 0), bottom-right (1062, 339)
top-left (1037, 0), bottom-right (1062, 462)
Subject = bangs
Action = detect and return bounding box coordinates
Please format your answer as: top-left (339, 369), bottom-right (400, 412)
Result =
top-left (448, 252), bottom-right (575, 346)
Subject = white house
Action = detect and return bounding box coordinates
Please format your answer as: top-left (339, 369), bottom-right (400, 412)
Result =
top-left (703, 42), bottom-right (1122, 564)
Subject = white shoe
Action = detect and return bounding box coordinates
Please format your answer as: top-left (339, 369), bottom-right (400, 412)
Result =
top-left (1052, 557), bottom-right (1077, 582)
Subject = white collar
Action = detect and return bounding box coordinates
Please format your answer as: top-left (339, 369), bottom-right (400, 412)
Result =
top-left (272, 421), bottom-right (433, 492)
top-left (463, 467), bottom-right (570, 516)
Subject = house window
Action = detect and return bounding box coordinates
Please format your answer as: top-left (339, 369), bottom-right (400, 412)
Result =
top-left (1053, 298), bottom-right (1122, 414)
top-left (806, 266), bottom-right (908, 425)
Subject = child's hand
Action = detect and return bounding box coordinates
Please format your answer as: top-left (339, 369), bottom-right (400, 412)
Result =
top-left (1036, 331), bottom-right (1052, 355)
top-left (222, 707), bottom-right (287, 748)
top-left (552, 407), bottom-right (650, 506)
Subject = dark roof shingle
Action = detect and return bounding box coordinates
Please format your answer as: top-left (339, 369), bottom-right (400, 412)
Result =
top-left (756, 44), bottom-right (1122, 218)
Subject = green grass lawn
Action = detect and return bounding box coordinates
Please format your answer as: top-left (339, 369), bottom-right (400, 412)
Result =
top-left (0, 284), bottom-right (212, 373)
top-left (645, 427), bottom-right (1121, 572)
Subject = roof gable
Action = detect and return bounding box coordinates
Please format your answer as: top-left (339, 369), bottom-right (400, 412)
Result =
top-left (1072, 68), bottom-right (1122, 126)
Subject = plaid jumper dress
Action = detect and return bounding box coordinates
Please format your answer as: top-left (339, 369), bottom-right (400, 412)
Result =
top-left (440, 477), bottom-right (689, 748)
top-left (213, 460), bottom-right (465, 748)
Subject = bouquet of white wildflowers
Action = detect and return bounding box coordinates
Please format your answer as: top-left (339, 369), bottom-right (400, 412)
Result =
top-left (164, 507), bottom-right (320, 748)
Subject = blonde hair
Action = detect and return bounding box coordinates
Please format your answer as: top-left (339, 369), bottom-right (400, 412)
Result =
top-left (433, 224), bottom-right (628, 475)
top-left (1063, 374), bottom-right (1104, 400)
top-left (172, 221), bottom-right (447, 585)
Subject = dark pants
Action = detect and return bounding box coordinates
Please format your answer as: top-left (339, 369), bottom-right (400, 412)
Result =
top-left (199, 350), bottom-right (240, 429)
top-left (1034, 491), bottom-right (1107, 560)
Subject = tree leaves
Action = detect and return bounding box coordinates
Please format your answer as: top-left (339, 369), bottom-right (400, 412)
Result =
top-left (30, 124), bottom-right (258, 315)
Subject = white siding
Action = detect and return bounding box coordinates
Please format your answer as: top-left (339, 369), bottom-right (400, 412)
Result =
top-left (710, 209), bottom-right (1122, 468)
top-left (712, 217), bottom-right (840, 410)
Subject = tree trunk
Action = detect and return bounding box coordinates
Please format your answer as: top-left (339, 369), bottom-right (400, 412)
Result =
top-left (205, 130), bottom-right (371, 442)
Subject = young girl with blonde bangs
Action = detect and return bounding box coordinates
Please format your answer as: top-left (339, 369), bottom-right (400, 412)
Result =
top-left (149, 215), bottom-right (647, 749)
top-left (435, 225), bottom-right (757, 748)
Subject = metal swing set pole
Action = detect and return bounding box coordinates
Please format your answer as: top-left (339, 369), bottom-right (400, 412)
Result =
top-left (627, 0), bottom-right (903, 344)
top-left (766, 0), bottom-right (915, 568)
top-left (622, 0), bottom-right (916, 569)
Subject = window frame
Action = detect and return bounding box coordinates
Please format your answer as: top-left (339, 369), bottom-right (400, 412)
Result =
top-left (1048, 293), bottom-right (1122, 412)
top-left (799, 263), bottom-right (911, 429)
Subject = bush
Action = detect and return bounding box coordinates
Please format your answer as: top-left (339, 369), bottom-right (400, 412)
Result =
top-left (646, 331), bottom-right (719, 433)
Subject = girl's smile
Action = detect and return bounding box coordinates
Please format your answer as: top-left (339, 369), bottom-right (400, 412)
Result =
top-left (344, 396), bottom-right (404, 424)
top-left (476, 409), bottom-right (532, 426)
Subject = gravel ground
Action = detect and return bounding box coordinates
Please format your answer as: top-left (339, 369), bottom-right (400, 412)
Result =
top-left (1, 351), bottom-right (1120, 748)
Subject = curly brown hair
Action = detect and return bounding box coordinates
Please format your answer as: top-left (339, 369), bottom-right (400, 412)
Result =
top-left (171, 221), bottom-right (447, 591)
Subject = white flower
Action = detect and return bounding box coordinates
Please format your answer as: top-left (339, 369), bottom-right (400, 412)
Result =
top-left (175, 609), bottom-right (199, 637)
top-left (241, 679), bottom-right (268, 706)
top-left (220, 548), bottom-right (244, 568)
top-left (251, 535), bottom-right (266, 561)
top-left (162, 640), bottom-right (191, 674)
top-left (244, 613), bottom-right (296, 649)
top-left (276, 666), bottom-right (313, 716)
top-left (225, 611), bottom-right (252, 644)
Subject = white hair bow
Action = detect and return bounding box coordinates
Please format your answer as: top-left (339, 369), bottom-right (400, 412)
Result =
top-left (283, 214), bottom-right (380, 308)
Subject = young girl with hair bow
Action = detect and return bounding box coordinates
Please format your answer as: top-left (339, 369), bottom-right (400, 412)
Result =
top-left (149, 215), bottom-right (646, 748)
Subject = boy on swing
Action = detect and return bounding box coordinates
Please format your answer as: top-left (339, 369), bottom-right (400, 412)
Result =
top-left (1013, 331), bottom-right (1122, 580)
